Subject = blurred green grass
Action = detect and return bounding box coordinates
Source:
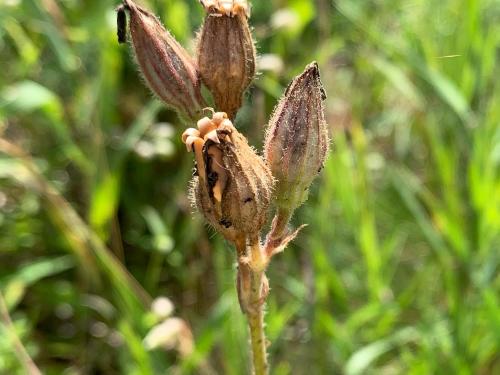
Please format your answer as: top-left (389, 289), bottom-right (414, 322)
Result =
top-left (1, 0), bottom-right (499, 374)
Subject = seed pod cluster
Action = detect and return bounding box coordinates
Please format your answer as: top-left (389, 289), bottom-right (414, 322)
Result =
top-left (264, 62), bottom-right (329, 212)
top-left (182, 112), bottom-right (273, 243)
top-left (118, 1), bottom-right (331, 368)
top-left (197, 0), bottom-right (256, 119)
top-left (118, 0), bottom-right (206, 121)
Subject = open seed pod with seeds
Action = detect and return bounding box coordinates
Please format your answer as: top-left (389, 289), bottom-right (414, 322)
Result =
top-left (117, 1), bottom-right (330, 373)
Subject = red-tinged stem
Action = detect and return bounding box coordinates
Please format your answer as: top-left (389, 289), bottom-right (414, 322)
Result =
top-left (269, 207), bottom-right (292, 241)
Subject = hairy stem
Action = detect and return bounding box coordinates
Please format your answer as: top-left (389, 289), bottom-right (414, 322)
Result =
top-left (247, 268), bottom-right (268, 375)
top-left (234, 237), bottom-right (270, 374)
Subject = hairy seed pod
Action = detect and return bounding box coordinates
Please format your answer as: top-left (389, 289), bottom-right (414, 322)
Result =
top-left (183, 113), bottom-right (273, 243)
top-left (197, 0), bottom-right (256, 119)
top-left (264, 61), bottom-right (329, 212)
top-left (118, 0), bottom-right (206, 121)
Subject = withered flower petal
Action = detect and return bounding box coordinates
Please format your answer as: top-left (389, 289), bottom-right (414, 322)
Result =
top-left (197, 0), bottom-right (256, 119)
top-left (264, 61), bottom-right (330, 212)
top-left (119, 0), bottom-right (206, 121)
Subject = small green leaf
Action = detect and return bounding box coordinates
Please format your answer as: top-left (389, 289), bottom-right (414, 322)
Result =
top-left (0, 80), bottom-right (60, 113)
top-left (345, 327), bottom-right (419, 375)
top-left (89, 172), bottom-right (121, 235)
top-left (142, 207), bottom-right (174, 254)
top-left (1, 256), bottom-right (75, 310)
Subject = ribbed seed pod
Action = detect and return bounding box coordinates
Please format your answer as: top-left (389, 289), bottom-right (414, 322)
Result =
top-left (264, 61), bottom-right (329, 212)
top-left (118, 0), bottom-right (206, 121)
top-left (197, 0), bottom-right (256, 119)
top-left (183, 113), bottom-right (273, 243)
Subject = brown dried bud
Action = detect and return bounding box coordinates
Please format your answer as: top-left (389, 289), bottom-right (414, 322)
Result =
top-left (264, 62), bottom-right (329, 212)
top-left (197, 0), bottom-right (256, 119)
top-left (118, 0), bottom-right (206, 121)
top-left (182, 112), bottom-right (273, 243)
top-left (117, 6), bottom-right (127, 43)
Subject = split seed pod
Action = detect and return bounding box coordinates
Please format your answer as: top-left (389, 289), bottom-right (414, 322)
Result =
top-left (183, 112), bottom-right (273, 244)
top-left (197, 0), bottom-right (256, 119)
top-left (118, 0), bottom-right (206, 121)
top-left (264, 61), bottom-right (329, 212)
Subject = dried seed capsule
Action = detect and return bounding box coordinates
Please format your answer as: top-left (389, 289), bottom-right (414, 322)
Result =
top-left (118, 0), bottom-right (206, 121)
top-left (264, 62), bottom-right (329, 212)
top-left (197, 0), bottom-right (256, 119)
top-left (183, 113), bottom-right (273, 243)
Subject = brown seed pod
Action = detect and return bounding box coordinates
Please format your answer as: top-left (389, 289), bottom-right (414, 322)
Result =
top-left (264, 61), bottom-right (329, 212)
top-left (197, 0), bottom-right (256, 119)
top-left (183, 113), bottom-right (273, 243)
top-left (118, 0), bottom-right (206, 121)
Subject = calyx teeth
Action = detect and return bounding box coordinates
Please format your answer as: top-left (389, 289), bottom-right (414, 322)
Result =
top-left (204, 129), bottom-right (220, 144)
top-left (197, 117), bottom-right (218, 137)
top-left (219, 118), bottom-right (234, 129)
top-left (212, 112), bottom-right (228, 125)
top-left (182, 128), bottom-right (201, 143)
top-left (185, 135), bottom-right (200, 152)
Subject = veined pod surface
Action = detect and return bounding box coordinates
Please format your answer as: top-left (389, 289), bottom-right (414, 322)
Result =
top-left (197, 0), bottom-right (256, 119)
top-left (118, 0), bottom-right (206, 121)
top-left (264, 61), bottom-right (329, 212)
top-left (183, 112), bottom-right (273, 243)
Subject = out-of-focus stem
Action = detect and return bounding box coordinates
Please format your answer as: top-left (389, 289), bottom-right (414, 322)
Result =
top-left (0, 292), bottom-right (42, 375)
top-left (0, 137), bottom-right (152, 307)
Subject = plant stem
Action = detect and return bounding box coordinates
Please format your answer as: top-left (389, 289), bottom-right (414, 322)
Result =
top-left (245, 240), bottom-right (269, 374)
top-left (247, 269), bottom-right (268, 375)
top-left (269, 207), bottom-right (292, 241)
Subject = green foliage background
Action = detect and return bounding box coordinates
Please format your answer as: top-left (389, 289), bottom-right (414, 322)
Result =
top-left (1, 0), bottom-right (499, 374)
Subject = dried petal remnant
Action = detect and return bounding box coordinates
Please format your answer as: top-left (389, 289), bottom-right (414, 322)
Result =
top-left (119, 0), bottom-right (206, 121)
top-left (197, 0), bottom-right (256, 119)
top-left (200, 0), bottom-right (250, 17)
top-left (183, 112), bottom-right (273, 243)
top-left (264, 61), bottom-right (329, 211)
